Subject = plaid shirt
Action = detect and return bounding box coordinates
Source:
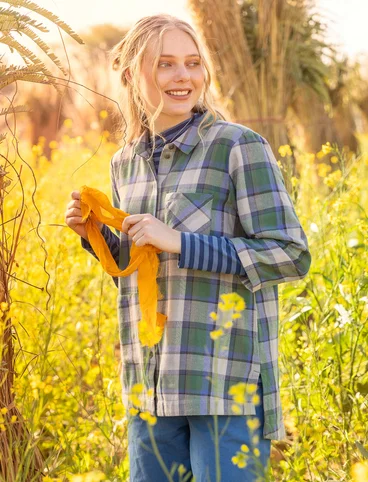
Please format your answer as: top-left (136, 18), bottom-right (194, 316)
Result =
top-left (81, 110), bottom-right (311, 440)
top-left (81, 116), bottom-right (246, 280)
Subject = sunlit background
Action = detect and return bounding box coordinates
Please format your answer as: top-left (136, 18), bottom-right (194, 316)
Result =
top-left (31, 0), bottom-right (368, 59)
top-left (1, 2), bottom-right (368, 481)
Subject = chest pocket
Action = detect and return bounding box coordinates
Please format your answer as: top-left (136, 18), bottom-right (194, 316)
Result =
top-left (164, 192), bottom-right (213, 235)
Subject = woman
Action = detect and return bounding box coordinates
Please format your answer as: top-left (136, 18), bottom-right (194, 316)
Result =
top-left (65, 13), bottom-right (311, 482)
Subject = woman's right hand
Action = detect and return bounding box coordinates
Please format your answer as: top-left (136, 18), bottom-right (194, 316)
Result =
top-left (65, 191), bottom-right (103, 241)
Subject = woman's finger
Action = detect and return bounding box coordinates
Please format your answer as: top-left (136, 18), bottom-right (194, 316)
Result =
top-left (71, 191), bottom-right (80, 200)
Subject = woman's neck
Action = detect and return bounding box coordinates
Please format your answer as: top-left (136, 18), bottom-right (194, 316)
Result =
top-left (149, 112), bottom-right (194, 134)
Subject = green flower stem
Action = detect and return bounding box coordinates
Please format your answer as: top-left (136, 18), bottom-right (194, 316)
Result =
top-left (147, 422), bottom-right (175, 482)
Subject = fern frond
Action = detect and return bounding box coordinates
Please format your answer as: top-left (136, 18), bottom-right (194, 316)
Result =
top-left (5, 0), bottom-right (84, 44)
top-left (0, 63), bottom-right (42, 75)
top-left (0, 6), bottom-right (48, 32)
top-left (1, 33), bottom-right (44, 66)
top-left (0, 73), bottom-right (50, 90)
top-left (21, 25), bottom-right (68, 76)
top-left (0, 105), bottom-right (30, 116)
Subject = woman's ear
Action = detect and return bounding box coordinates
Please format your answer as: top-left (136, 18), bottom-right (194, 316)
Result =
top-left (125, 68), bottom-right (132, 84)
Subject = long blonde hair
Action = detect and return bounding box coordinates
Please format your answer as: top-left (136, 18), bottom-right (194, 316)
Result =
top-left (108, 14), bottom-right (223, 150)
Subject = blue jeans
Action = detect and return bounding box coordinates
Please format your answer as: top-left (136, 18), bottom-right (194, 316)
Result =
top-left (128, 379), bottom-right (271, 481)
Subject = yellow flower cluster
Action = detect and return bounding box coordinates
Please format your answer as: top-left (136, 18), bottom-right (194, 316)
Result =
top-left (231, 420), bottom-right (261, 471)
top-left (324, 169), bottom-right (342, 188)
top-left (231, 451), bottom-right (248, 468)
top-left (218, 292), bottom-right (246, 312)
top-left (127, 382), bottom-right (157, 425)
top-left (139, 411), bottom-right (157, 426)
top-left (209, 293), bottom-right (246, 341)
top-left (0, 407), bottom-right (18, 432)
top-left (67, 470), bottom-right (106, 482)
top-left (278, 145), bottom-right (293, 158)
top-left (228, 381), bottom-right (258, 404)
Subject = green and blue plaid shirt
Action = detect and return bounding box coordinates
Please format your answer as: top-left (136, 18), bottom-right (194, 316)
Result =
top-left (82, 109), bottom-right (311, 440)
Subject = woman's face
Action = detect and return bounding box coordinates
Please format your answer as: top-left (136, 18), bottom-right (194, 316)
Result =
top-left (138, 28), bottom-right (205, 131)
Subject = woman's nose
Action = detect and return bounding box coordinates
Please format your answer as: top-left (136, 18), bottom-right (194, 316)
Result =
top-left (173, 64), bottom-right (190, 81)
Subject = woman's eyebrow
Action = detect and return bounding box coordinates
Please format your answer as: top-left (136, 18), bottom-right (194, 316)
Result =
top-left (159, 54), bottom-right (200, 58)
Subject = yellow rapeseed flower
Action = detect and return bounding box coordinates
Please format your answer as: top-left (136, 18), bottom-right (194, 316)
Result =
top-left (129, 407), bottom-right (139, 416)
top-left (0, 407), bottom-right (8, 414)
top-left (231, 403), bottom-right (242, 414)
top-left (231, 453), bottom-right (248, 468)
top-left (224, 321), bottom-right (233, 329)
top-left (49, 140), bottom-right (58, 149)
top-left (1, 302), bottom-right (9, 312)
top-left (241, 444), bottom-right (249, 453)
top-left (147, 388), bottom-right (154, 397)
top-left (210, 329), bottom-right (224, 340)
top-left (278, 145), bottom-right (292, 158)
top-left (324, 170), bottom-right (342, 188)
top-left (139, 411), bottom-right (157, 426)
top-left (252, 434), bottom-right (260, 445)
top-left (246, 383), bottom-right (258, 394)
top-left (317, 163), bottom-right (332, 178)
top-left (331, 155), bottom-right (339, 164)
top-left (32, 145), bottom-right (43, 156)
top-left (178, 464), bottom-right (187, 476)
top-left (291, 176), bottom-right (299, 188)
top-left (219, 293), bottom-right (246, 312)
top-left (251, 394), bottom-right (261, 405)
top-left (131, 383), bottom-right (144, 394)
top-left (321, 142), bottom-right (332, 154)
top-left (0, 424), bottom-right (5, 432)
top-left (127, 393), bottom-right (142, 407)
top-left (64, 118), bottom-right (73, 128)
top-left (228, 382), bottom-right (246, 404)
top-left (247, 417), bottom-right (261, 431)
top-left (11, 415), bottom-right (17, 423)
top-left (209, 311), bottom-right (218, 320)
top-left (99, 110), bottom-right (108, 119)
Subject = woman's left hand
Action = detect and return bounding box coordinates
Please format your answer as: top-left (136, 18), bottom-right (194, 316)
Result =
top-left (122, 213), bottom-right (181, 254)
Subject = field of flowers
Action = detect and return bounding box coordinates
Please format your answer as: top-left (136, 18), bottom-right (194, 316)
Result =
top-left (1, 120), bottom-right (368, 481)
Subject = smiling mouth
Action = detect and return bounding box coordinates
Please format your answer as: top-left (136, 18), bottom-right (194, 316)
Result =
top-left (165, 90), bottom-right (192, 98)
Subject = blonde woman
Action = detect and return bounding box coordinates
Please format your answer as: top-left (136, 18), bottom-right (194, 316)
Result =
top-left (65, 13), bottom-right (311, 482)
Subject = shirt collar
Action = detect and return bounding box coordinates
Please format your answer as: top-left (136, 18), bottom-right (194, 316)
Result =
top-left (133, 109), bottom-right (215, 159)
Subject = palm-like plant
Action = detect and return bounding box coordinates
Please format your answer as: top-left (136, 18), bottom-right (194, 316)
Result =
top-left (188, 0), bottom-right (334, 183)
top-left (0, 2), bottom-right (83, 480)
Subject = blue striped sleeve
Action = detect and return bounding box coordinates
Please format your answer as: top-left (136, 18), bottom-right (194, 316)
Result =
top-left (81, 224), bottom-right (120, 288)
top-left (177, 232), bottom-right (247, 276)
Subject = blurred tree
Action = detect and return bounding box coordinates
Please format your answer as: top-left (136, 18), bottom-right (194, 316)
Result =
top-left (188, 0), bottom-right (360, 177)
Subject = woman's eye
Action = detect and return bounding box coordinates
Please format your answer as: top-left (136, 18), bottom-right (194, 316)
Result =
top-left (158, 62), bottom-right (201, 68)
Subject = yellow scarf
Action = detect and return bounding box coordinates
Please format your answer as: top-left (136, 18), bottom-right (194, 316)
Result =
top-left (80, 185), bottom-right (167, 348)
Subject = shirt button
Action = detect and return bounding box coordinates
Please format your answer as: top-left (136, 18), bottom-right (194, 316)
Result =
top-left (168, 143), bottom-right (175, 150)
top-left (164, 153), bottom-right (171, 159)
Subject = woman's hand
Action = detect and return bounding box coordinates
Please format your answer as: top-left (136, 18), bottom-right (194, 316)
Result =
top-left (122, 213), bottom-right (181, 254)
top-left (65, 191), bottom-right (103, 241)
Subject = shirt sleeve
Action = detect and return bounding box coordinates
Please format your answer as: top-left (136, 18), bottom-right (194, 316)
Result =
top-left (177, 131), bottom-right (312, 293)
top-left (80, 155), bottom-right (120, 288)
top-left (226, 132), bottom-right (311, 293)
top-left (177, 232), bottom-right (247, 275)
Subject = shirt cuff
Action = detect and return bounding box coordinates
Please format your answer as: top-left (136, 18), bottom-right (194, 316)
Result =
top-left (80, 224), bottom-right (111, 258)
